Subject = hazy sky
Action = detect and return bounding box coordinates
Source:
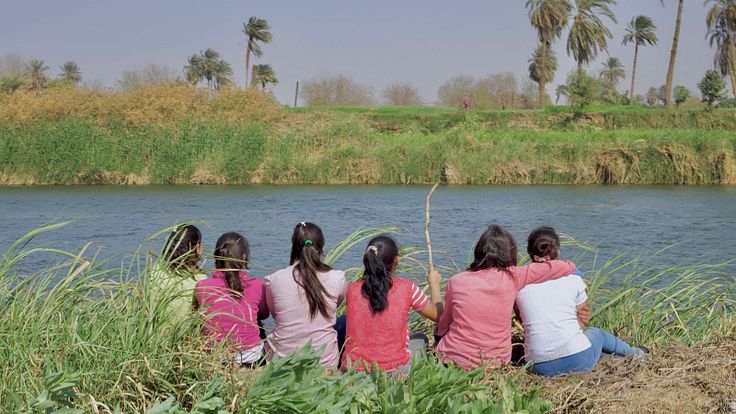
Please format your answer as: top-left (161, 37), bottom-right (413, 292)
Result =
top-left (0, 1), bottom-right (717, 104)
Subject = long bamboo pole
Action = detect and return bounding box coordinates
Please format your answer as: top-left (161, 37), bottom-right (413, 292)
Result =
top-left (424, 183), bottom-right (439, 271)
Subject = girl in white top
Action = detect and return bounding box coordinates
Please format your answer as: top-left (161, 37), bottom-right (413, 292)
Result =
top-left (263, 222), bottom-right (346, 368)
top-left (515, 226), bottom-right (646, 377)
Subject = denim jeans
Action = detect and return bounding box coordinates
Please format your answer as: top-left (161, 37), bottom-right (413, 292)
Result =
top-left (529, 328), bottom-right (641, 377)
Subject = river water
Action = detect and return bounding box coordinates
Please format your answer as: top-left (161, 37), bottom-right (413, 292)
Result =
top-left (0, 185), bottom-right (734, 279)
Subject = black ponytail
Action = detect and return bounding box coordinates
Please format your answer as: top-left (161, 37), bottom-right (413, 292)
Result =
top-left (361, 235), bottom-right (399, 314)
top-left (164, 224), bottom-right (202, 274)
top-left (214, 232), bottom-right (250, 297)
top-left (290, 222), bottom-right (333, 319)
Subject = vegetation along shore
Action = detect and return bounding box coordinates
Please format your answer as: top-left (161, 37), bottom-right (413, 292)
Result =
top-left (1, 224), bottom-right (734, 413)
top-left (1, 86), bottom-right (736, 186)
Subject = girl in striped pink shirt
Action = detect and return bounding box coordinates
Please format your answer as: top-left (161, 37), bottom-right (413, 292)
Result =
top-left (342, 235), bottom-right (442, 372)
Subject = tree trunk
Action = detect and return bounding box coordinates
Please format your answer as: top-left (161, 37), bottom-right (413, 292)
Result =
top-left (245, 47), bottom-right (251, 88)
top-left (629, 44), bottom-right (639, 103)
top-left (664, 0), bottom-right (684, 108)
top-left (251, 65), bottom-right (258, 87)
top-left (538, 41), bottom-right (548, 109)
top-left (728, 32), bottom-right (736, 98)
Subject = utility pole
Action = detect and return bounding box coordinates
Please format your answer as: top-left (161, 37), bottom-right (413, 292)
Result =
top-left (294, 81), bottom-right (299, 107)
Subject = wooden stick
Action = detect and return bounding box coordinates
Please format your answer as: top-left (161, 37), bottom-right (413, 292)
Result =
top-left (425, 183), bottom-right (439, 271)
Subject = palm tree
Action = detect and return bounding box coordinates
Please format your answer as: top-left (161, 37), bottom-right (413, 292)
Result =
top-left (599, 57), bottom-right (625, 85)
top-left (252, 64), bottom-right (278, 89)
top-left (662, 0), bottom-right (685, 107)
top-left (26, 59), bottom-right (49, 91)
top-left (242, 16), bottom-right (272, 88)
top-left (709, 19), bottom-right (735, 85)
top-left (567, 0), bottom-right (617, 72)
top-left (59, 61), bottom-right (82, 85)
top-left (555, 83), bottom-right (570, 104)
top-left (184, 54), bottom-right (203, 86)
top-left (528, 46), bottom-right (558, 106)
top-left (526, 0), bottom-right (573, 108)
top-left (183, 49), bottom-right (233, 91)
top-left (201, 48), bottom-right (233, 91)
top-left (623, 15), bottom-right (658, 102)
top-left (706, 0), bottom-right (736, 98)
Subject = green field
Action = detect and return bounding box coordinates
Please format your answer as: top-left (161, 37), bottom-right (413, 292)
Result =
top-left (1, 87), bottom-right (735, 186)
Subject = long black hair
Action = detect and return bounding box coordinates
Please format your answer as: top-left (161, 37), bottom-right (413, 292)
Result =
top-left (165, 224), bottom-right (202, 274)
top-left (214, 232), bottom-right (250, 297)
top-left (467, 225), bottom-right (518, 272)
top-left (290, 222), bottom-right (333, 319)
top-left (527, 226), bottom-right (561, 261)
top-left (362, 235), bottom-right (399, 314)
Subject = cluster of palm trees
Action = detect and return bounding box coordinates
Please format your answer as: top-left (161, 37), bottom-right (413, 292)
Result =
top-left (2, 59), bottom-right (83, 92)
top-left (180, 17), bottom-right (277, 92)
top-left (243, 16), bottom-right (277, 89)
top-left (524, 0), bottom-right (736, 109)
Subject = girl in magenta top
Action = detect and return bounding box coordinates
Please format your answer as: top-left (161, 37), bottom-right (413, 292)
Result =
top-left (435, 225), bottom-right (576, 370)
top-left (342, 235), bottom-right (442, 372)
top-left (194, 232), bottom-right (269, 366)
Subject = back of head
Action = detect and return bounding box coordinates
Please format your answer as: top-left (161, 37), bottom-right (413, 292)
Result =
top-left (467, 225), bottom-right (518, 272)
top-left (214, 232), bottom-right (250, 297)
top-left (290, 222), bottom-right (332, 319)
top-left (527, 226), bottom-right (561, 262)
top-left (165, 224), bottom-right (202, 274)
top-left (361, 235), bottom-right (399, 314)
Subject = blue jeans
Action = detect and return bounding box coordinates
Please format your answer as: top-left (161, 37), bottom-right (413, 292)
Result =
top-left (529, 328), bottom-right (641, 377)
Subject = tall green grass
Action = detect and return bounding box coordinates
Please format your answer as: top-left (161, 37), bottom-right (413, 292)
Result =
top-left (1, 224), bottom-right (733, 412)
top-left (2, 106), bottom-right (736, 185)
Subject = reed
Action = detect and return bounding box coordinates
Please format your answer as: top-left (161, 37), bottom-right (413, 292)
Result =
top-left (1, 224), bottom-right (733, 412)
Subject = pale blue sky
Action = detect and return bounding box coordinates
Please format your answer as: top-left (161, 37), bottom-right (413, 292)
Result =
top-left (0, 1), bottom-right (716, 104)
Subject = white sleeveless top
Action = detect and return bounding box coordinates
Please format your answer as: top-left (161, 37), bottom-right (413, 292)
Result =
top-left (515, 274), bottom-right (591, 363)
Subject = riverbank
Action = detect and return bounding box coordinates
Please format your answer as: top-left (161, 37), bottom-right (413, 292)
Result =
top-left (1, 224), bottom-right (734, 412)
top-left (1, 86), bottom-right (736, 185)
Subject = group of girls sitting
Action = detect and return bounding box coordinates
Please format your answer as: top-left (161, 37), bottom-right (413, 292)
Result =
top-left (158, 222), bottom-right (646, 377)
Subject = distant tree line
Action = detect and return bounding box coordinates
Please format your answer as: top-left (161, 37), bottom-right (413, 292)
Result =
top-left (4, 2), bottom-right (736, 112)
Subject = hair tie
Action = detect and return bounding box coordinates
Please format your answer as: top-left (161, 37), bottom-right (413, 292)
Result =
top-left (304, 239), bottom-right (314, 246)
top-left (300, 222), bottom-right (306, 227)
top-left (533, 255), bottom-right (549, 263)
top-left (367, 245), bottom-right (378, 254)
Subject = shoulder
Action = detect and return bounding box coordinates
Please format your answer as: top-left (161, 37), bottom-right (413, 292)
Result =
top-left (325, 268), bottom-right (346, 282)
top-left (264, 266), bottom-right (294, 284)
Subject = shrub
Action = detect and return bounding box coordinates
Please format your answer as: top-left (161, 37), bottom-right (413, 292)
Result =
top-left (673, 85), bottom-right (690, 108)
top-left (698, 70), bottom-right (726, 109)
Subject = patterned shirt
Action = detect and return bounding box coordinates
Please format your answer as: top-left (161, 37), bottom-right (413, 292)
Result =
top-left (342, 278), bottom-right (429, 371)
top-left (264, 264), bottom-right (346, 368)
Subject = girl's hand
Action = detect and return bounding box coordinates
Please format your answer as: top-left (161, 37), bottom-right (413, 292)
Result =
top-left (427, 268), bottom-right (442, 287)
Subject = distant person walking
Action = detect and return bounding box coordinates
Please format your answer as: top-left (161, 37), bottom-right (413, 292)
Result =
top-left (462, 95), bottom-right (472, 111)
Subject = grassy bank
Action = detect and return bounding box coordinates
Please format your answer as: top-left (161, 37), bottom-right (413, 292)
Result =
top-left (1, 87), bottom-right (736, 185)
top-left (1, 224), bottom-right (734, 413)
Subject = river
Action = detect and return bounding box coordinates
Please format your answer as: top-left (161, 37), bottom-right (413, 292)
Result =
top-left (1, 185), bottom-right (734, 279)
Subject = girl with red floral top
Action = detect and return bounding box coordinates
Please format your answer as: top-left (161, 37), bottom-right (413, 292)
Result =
top-left (342, 235), bottom-right (442, 372)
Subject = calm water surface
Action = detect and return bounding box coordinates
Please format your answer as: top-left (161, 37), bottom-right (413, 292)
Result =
top-left (1, 185), bottom-right (734, 279)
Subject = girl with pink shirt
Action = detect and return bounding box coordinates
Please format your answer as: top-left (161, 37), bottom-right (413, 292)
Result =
top-left (264, 222), bottom-right (347, 368)
top-left (194, 232), bottom-right (269, 367)
top-left (435, 225), bottom-right (577, 370)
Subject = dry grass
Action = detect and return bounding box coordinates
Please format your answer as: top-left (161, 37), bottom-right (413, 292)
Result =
top-left (0, 84), bottom-right (282, 128)
top-left (514, 337), bottom-right (736, 413)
